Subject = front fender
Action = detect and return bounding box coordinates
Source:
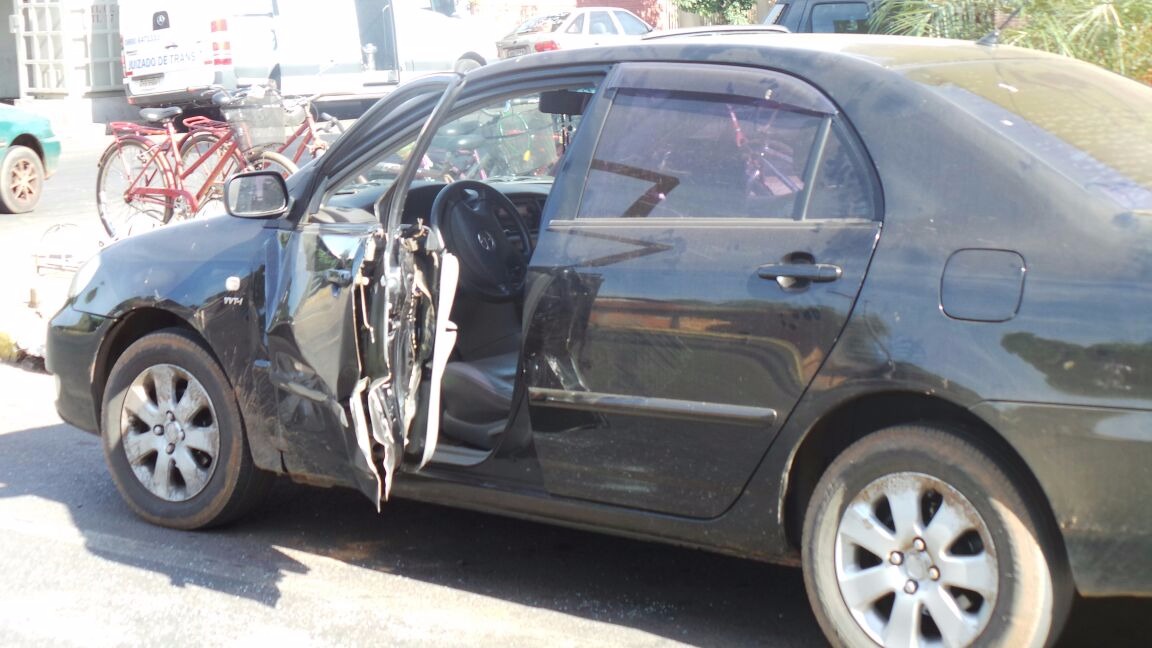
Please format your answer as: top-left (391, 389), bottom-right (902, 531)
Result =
top-left (65, 216), bottom-right (285, 472)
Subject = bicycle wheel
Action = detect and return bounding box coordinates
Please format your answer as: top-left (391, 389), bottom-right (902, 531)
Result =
top-left (179, 131), bottom-right (245, 218)
top-left (247, 149), bottom-right (297, 179)
top-left (97, 139), bottom-right (174, 240)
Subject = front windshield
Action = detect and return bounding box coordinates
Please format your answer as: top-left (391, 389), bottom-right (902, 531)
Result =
top-left (328, 88), bottom-right (589, 209)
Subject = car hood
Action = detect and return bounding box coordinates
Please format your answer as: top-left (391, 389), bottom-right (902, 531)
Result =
top-left (69, 215), bottom-right (278, 320)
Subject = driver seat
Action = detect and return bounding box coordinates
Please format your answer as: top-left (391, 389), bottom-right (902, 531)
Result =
top-left (440, 351), bottom-right (518, 449)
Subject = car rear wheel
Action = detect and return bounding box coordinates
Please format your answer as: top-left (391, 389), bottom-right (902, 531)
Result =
top-left (0, 145), bottom-right (44, 213)
top-left (802, 425), bottom-right (1072, 648)
top-left (101, 329), bottom-right (272, 529)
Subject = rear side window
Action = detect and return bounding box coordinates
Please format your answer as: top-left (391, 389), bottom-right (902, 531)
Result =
top-left (577, 65), bottom-right (877, 220)
top-left (810, 3), bottom-right (871, 33)
top-left (566, 14), bottom-right (585, 34)
top-left (589, 11), bottom-right (616, 35)
top-left (615, 11), bottom-right (651, 35)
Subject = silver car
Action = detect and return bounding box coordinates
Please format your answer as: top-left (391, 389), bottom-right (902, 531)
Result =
top-left (496, 7), bottom-right (651, 59)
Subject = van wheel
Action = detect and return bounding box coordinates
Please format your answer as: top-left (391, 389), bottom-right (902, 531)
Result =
top-left (101, 329), bottom-right (272, 529)
top-left (802, 425), bottom-right (1072, 647)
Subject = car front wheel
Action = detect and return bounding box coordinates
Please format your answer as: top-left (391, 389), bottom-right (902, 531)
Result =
top-left (802, 425), bottom-right (1072, 648)
top-left (101, 329), bottom-right (272, 529)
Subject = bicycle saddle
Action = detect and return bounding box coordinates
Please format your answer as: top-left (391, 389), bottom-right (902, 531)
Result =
top-left (138, 106), bottom-right (183, 123)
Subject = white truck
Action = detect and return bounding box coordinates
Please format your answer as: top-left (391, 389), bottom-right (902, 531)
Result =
top-left (119, 0), bottom-right (499, 110)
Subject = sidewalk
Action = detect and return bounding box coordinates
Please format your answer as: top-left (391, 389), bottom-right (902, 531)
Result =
top-left (0, 121), bottom-right (108, 365)
top-left (0, 235), bottom-right (81, 363)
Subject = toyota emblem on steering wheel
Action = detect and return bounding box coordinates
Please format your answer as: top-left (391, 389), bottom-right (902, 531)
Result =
top-left (477, 230), bottom-right (497, 251)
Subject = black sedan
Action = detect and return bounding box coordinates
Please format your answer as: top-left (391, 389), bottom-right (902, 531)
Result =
top-left (48, 34), bottom-right (1152, 647)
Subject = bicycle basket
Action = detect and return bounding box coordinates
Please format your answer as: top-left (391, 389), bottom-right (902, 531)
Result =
top-left (223, 99), bottom-right (286, 150)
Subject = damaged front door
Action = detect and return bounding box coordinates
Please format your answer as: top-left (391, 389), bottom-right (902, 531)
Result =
top-left (265, 74), bottom-right (462, 506)
top-left (346, 74), bottom-right (468, 502)
top-left (354, 221), bottom-right (461, 501)
top-left (266, 223), bottom-right (378, 498)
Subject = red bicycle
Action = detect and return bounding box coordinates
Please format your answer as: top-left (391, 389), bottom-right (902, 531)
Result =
top-left (96, 89), bottom-right (297, 239)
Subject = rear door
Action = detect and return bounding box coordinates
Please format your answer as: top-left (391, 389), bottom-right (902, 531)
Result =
top-left (524, 62), bottom-right (883, 518)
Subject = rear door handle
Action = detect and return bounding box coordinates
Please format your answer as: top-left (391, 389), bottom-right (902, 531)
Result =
top-left (757, 263), bottom-right (842, 283)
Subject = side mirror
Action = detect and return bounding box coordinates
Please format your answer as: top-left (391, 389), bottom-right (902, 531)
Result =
top-left (224, 171), bottom-right (289, 218)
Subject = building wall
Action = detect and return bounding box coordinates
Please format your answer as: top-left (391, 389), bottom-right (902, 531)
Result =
top-left (4, 0), bottom-right (122, 100)
top-left (1, 0), bottom-right (20, 98)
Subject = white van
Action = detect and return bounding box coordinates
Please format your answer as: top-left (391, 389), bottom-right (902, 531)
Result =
top-left (119, 0), bottom-right (499, 109)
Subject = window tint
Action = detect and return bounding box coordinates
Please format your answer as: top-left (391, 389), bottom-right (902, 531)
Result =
top-left (809, 3), bottom-right (871, 33)
top-left (566, 14), bottom-right (584, 34)
top-left (807, 124), bottom-right (879, 219)
top-left (589, 11), bottom-right (616, 35)
top-left (578, 88), bottom-right (875, 220)
top-left (615, 11), bottom-right (651, 35)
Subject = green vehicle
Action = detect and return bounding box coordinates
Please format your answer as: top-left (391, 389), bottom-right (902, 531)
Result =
top-left (0, 103), bottom-right (61, 213)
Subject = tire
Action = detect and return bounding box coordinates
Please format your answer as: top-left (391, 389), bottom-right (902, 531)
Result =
top-left (454, 55), bottom-right (484, 74)
top-left (96, 139), bottom-right (174, 239)
top-left (246, 149), bottom-right (297, 179)
top-left (179, 131), bottom-right (244, 218)
top-left (802, 425), bottom-right (1072, 648)
top-left (101, 329), bottom-right (272, 529)
top-left (0, 144), bottom-right (45, 213)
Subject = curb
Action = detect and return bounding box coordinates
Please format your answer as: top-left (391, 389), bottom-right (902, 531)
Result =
top-left (0, 332), bottom-right (16, 363)
top-left (0, 258), bottom-right (74, 364)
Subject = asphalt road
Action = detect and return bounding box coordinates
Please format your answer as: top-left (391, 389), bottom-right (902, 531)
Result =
top-left (2, 142), bottom-right (1150, 648)
top-left (0, 362), bottom-right (825, 647)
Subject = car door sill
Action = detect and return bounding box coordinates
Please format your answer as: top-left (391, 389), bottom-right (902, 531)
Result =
top-left (429, 442), bottom-right (493, 467)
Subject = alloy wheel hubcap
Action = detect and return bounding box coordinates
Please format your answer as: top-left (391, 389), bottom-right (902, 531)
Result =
top-left (119, 364), bottom-right (221, 501)
top-left (834, 472), bottom-right (998, 647)
top-left (10, 159), bottom-right (38, 203)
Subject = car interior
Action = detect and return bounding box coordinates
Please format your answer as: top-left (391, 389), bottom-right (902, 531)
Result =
top-left (319, 86), bottom-right (593, 456)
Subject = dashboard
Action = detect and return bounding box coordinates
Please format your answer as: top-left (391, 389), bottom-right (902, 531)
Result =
top-left (314, 179), bottom-right (552, 246)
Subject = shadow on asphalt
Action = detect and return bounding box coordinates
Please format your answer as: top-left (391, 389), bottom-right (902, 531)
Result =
top-left (0, 409), bottom-right (1149, 646)
top-left (0, 419), bottom-right (823, 646)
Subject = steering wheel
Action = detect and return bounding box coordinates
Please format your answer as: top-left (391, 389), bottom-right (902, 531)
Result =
top-left (429, 180), bottom-right (533, 301)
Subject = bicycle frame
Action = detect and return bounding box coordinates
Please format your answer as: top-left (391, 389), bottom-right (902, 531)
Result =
top-left (108, 119), bottom-right (242, 216)
top-left (179, 116), bottom-right (246, 207)
top-left (275, 94), bottom-right (345, 167)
